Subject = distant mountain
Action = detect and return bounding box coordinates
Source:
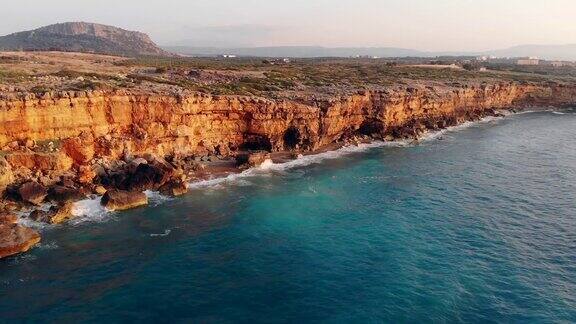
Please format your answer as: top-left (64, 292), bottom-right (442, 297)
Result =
top-left (0, 22), bottom-right (171, 57)
top-left (485, 44), bottom-right (576, 61)
top-left (166, 44), bottom-right (576, 61)
top-left (164, 46), bottom-right (429, 58)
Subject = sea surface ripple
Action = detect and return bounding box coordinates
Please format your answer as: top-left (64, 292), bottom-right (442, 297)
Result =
top-left (1, 109), bottom-right (575, 322)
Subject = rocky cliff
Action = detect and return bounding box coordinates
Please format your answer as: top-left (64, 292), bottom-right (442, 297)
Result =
top-left (0, 81), bottom-right (574, 259)
top-left (0, 82), bottom-right (575, 194)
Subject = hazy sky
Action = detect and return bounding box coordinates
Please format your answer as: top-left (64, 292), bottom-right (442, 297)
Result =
top-left (2, 0), bottom-right (576, 50)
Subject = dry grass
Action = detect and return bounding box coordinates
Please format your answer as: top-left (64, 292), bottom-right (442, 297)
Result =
top-left (1, 51), bottom-right (574, 97)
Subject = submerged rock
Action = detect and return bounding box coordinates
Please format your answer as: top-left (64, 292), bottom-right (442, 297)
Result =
top-left (101, 189), bottom-right (148, 211)
top-left (0, 223), bottom-right (41, 259)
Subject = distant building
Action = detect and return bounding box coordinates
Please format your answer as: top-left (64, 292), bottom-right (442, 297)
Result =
top-left (221, 54), bottom-right (237, 58)
top-left (517, 58), bottom-right (539, 66)
top-left (479, 67), bottom-right (488, 72)
top-left (551, 61), bottom-right (565, 67)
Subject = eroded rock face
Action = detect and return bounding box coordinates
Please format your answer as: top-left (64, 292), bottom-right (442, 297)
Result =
top-left (101, 189), bottom-right (148, 211)
top-left (0, 83), bottom-right (574, 192)
top-left (18, 181), bottom-right (48, 205)
top-left (0, 223), bottom-right (41, 259)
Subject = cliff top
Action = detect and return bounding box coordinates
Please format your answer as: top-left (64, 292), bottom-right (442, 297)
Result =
top-left (1, 51), bottom-right (575, 102)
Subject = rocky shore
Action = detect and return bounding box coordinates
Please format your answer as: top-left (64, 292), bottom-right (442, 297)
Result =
top-left (0, 81), bottom-right (575, 259)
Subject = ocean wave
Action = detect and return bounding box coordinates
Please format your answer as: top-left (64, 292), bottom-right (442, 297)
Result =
top-left (145, 190), bottom-right (174, 206)
top-left (419, 115), bottom-right (503, 142)
top-left (69, 196), bottom-right (112, 225)
top-left (38, 241), bottom-right (59, 250)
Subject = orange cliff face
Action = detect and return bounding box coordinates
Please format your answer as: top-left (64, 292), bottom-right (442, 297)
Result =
top-left (0, 82), bottom-right (574, 192)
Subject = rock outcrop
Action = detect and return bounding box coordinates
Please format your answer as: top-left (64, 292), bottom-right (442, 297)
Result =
top-left (159, 180), bottom-right (188, 197)
top-left (30, 202), bottom-right (74, 224)
top-left (18, 181), bottom-right (48, 205)
top-left (0, 223), bottom-right (41, 259)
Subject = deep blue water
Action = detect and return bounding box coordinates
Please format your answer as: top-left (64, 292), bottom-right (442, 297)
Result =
top-left (1, 110), bottom-right (576, 323)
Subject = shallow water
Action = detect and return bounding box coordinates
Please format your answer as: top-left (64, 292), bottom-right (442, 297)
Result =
top-left (1, 109), bottom-right (576, 322)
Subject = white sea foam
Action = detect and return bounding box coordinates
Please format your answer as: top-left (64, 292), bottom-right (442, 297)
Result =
top-left (69, 196), bottom-right (112, 225)
top-left (418, 115), bottom-right (503, 142)
top-left (150, 229), bottom-right (171, 237)
top-left (145, 190), bottom-right (174, 206)
top-left (64, 190), bottom-right (173, 224)
top-left (38, 241), bottom-right (59, 250)
top-left (551, 111), bottom-right (566, 115)
top-left (188, 140), bottom-right (408, 190)
top-left (16, 203), bottom-right (55, 230)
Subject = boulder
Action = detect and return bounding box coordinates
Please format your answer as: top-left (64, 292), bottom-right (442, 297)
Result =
top-left (18, 181), bottom-right (48, 205)
top-left (30, 202), bottom-right (74, 224)
top-left (122, 160), bottom-right (174, 191)
top-left (48, 185), bottom-right (85, 203)
top-left (0, 223), bottom-right (41, 259)
top-left (159, 180), bottom-right (188, 197)
top-left (101, 190), bottom-right (148, 211)
top-left (236, 151), bottom-right (271, 168)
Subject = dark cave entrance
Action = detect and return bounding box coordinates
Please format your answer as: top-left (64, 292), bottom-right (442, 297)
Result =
top-left (240, 135), bottom-right (272, 151)
top-left (283, 127), bottom-right (301, 150)
top-left (357, 120), bottom-right (384, 137)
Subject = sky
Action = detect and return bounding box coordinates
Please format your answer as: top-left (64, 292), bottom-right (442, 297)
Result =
top-left (2, 0), bottom-right (576, 51)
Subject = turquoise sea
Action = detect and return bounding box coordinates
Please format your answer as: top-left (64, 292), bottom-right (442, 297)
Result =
top-left (1, 109), bottom-right (575, 322)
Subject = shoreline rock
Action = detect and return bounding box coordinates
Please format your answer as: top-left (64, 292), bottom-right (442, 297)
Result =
top-left (159, 180), bottom-right (188, 197)
top-left (30, 202), bottom-right (74, 224)
top-left (101, 190), bottom-right (148, 211)
top-left (18, 181), bottom-right (48, 205)
top-left (0, 223), bottom-right (41, 259)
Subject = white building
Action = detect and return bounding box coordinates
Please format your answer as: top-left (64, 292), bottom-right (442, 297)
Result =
top-left (517, 59), bottom-right (539, 66)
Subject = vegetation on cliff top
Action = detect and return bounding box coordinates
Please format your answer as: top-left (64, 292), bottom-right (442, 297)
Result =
top-left (1, 52), bottom-right (575, 99)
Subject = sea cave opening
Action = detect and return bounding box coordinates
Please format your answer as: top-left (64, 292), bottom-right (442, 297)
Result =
top-left (283, 127), bottom-right (301, 150)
